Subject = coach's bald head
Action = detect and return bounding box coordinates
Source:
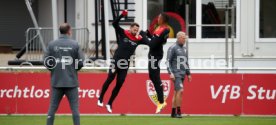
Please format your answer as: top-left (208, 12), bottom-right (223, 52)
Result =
top-left (176, 31), bottom-right (187, 46)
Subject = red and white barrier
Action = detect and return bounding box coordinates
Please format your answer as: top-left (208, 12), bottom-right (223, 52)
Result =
top-left (0, 73), bottom-right (275, 115)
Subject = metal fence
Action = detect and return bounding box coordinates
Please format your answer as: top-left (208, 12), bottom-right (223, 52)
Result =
top-left (25, 27), bottom-right (90, 62)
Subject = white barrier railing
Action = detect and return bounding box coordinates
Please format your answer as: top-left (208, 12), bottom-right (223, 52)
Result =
top-left (0, 67), bottom-right (276, 71)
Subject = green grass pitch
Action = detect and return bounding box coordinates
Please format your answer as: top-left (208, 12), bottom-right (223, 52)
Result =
top-left (0, 116), bottom-right (276, 125)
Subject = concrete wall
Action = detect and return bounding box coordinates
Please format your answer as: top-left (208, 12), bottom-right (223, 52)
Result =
top-left (38, 0), bottom-right (64, 27)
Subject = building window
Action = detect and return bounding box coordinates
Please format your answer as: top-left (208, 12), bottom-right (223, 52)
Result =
top-left (147, 0), bottom-right (196, 38)
top-left (201, 0), bottom-right (237, 38)
top-left (258, 0), bottom-right (276, 38)
top-left (147, 0), bottom-right (240, 41)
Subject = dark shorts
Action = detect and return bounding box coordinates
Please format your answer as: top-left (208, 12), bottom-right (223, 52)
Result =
top-left (174, 77), bottom-right (184, 91)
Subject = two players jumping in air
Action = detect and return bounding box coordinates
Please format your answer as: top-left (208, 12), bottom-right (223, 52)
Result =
top-left (97, 10), bottom-right (170, 113)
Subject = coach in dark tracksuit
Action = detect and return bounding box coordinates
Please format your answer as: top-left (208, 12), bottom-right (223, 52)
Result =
top-left (98, 10), bottom-right (148, 113)
top-left (44, 23), bottom-right (84, 125)
top-left (140, 13), bottom-right (170, 113)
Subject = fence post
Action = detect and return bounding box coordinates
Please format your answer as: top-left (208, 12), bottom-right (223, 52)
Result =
top-left (225, 5), bottom-right (229, 73)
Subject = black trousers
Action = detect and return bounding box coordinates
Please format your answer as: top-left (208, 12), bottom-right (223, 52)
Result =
top-left (148, 54), bottom-right (164, 104)
top-left (99, 61), bottom-right (129, 106)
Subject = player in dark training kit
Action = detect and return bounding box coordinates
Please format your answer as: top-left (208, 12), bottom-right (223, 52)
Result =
top-left (140, 13), bottom-right (170, 113)
top-left (97, 10), bottom-right (148, 113)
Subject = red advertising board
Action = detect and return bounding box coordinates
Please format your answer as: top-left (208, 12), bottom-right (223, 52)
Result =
top-left (0, 73), bottom-right (275, 115)
top-left (242, 74), bottom-right (276, 115)
top-left (182, 74), bottom-right (242, 115)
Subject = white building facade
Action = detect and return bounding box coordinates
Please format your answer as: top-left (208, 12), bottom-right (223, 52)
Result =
top-left (54, 0), bottom-right (276, 73)
top-left (1, 0), bottom-right (275, 72)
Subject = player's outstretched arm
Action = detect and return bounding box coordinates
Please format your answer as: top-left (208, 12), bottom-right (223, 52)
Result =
top-left (139, 30), bottom-right (150, 45)
top-left (112, 10), bottom-right (128, 33)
